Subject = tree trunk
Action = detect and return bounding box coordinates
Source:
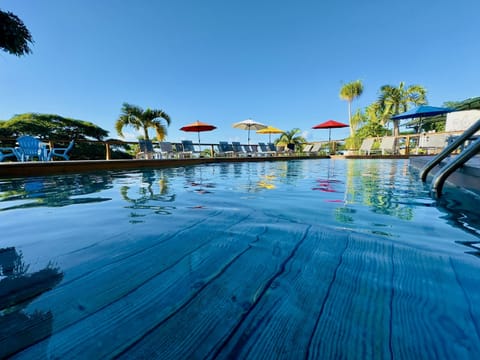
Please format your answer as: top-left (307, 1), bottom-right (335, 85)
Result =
top-left (348, 101), bottom-right (355, 137)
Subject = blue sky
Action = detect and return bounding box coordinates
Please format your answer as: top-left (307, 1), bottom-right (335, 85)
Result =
top-left (1, 0), bottom-right (479, 144)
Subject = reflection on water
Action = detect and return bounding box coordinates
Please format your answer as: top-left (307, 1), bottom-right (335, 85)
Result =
top-left (343, 159), bottom-right (415, 220)
top-left (0, 247), bottom-right (63, 358)
top-left (120, 170), bottom-right (177, 222)
top-left (0, 159), bottom-right (478, 254)
top-left (0, 173), bottom-right (114, 211)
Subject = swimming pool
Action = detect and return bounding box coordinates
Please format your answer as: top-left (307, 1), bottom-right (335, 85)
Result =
top-left (1, 159), bottom-right (479, 358)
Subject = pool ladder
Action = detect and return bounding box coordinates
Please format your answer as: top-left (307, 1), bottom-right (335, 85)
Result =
top-left (420, 118), bottom-right (480, 198)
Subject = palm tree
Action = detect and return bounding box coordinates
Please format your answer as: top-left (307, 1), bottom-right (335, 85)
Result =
top-left (115, 103), bottom-right (171, 141)
top-left (340, 80), bottom-right (364, 136)
top-left (377, 82), bottom-right (427, 136)
top-left (276, 128), bottom-right (306, 152)
top-left (0, 10), bottom-right (33, 56)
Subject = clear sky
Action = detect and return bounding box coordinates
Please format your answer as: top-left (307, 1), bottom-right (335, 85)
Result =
top-left (1, 0), bottom-right (479, 144)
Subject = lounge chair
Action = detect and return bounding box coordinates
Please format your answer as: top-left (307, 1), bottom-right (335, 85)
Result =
top-left (380, 136), bottom-right (397, 155)
top-left (309, 143), bottom-right (323, 156)
top-left (267, 143), bottom-right (279, 155)
top-left (136, 140), bottom-right (158, 159)
top-left (232, 142), bottom-right (247, 157)
top-left (48, 140), bottom-right (75, 161)
top-left (358, 138), bottom-right (376, 155)
top-left (302, 144), bottom-right (313, 155)
top-left (180, 140), bottom-right (196, 158)
top-left (417, 133), bottom-right (448, 154)
top-left (258, 142), bottom-right (276, 156)
top-left (158, 142), bottom-right (176, 159)
top-left (15, 136), bottom-right (49, 162)
top-left (217, 141), bottom-right (234, 157)
top-left (243, 144), bottom-right (256, 157)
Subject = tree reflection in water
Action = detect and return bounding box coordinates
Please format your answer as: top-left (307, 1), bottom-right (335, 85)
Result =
top-left (341, 160), bottom-right (415, 222)
top-left (0, 247), bottom-right (63, 358)
top-left (120, 170), bottom-right (177, 222)
top-left (0, 173), bottom-right (114, 211)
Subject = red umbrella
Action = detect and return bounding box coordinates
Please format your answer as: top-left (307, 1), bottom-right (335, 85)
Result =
top-left (180, 120), bottom-right (217, 144)
top-left (312, 120), bottom-right (349, 143)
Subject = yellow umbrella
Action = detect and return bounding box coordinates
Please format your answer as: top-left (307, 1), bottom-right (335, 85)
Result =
top-left (256, 126), bottom-right (285, 143)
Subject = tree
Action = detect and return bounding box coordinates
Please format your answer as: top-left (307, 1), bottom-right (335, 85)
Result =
top-left (115, 103), bottom-right (171, 141)
top-left (275, 128), bottom-right (306, 152)
top-left (377, 82), bottom-right (427, 136)
top-left (0, 113), bottom-right (123, 160)
top-left (0, 113), bottom-right (108, 141)
top-left (339, 80), bottom-right (364, 136)
top-left (0, 10), bottom-right (34, 56)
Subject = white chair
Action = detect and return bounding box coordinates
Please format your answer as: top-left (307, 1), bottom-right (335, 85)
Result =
top-left (358, 138), bottom-right (376, 155)
top-left (418, 133), bottom-right (448, 154)
top-left (380, 137), bottom-right (397, 155)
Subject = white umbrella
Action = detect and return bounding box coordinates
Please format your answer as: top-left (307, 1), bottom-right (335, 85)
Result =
top-left (232, 119), bottom-right (267, 144)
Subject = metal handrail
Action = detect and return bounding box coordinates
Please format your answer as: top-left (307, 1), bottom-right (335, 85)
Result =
top-left (420, 119), bottom-right (480, 181)
top-left (431, 137), bottom-right (480, 197)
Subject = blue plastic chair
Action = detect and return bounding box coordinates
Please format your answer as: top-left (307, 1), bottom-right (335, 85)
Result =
top-left (48, 140), bottom-right (75, 161)
top-left (15, 136), bottom-right (49, 162)
top-left (0, 147), bottom-right (17, 162)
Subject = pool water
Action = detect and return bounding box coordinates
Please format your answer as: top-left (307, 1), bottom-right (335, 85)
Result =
top-left (1, 159), bottom-right (479, 359)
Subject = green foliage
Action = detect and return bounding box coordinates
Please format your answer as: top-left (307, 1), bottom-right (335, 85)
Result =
top-left (0, 10), bottom-right (33, 56)
top-left (344, 136), bottom-right (363, 150)
top-left (0, 113), bottom-right (109, 141)
top-left (377, 82), bottom-right (427, 136)
top-left (356, 121), bottom-right (389, 139)
top-left (115, 103), bottom-right (171, 141)
top-left (0, 113), bottom-right (120, 160)
top-left (275, 128), bottom-right (306, 152)
top-left (340, 80), bottom-right (364, 136)
top-left (339, 80), bottom-right (364, 103)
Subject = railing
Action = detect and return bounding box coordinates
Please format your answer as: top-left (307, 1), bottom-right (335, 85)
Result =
top-left (419, 119), bottom-right (480, 197)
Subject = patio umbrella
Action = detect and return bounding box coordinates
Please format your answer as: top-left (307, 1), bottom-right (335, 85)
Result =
top-left (232, 119), bottom-right (266, 144)
top-left (256, 125), bottom-right (285, 143)
top-left (312, 120), bottom-right (349, 143)
top-left (180, 120), bottom-right (217, 144)
top-left (390, 105), bottom-right (455, 120)
top-left (390, 105), bottom-right (455, 134)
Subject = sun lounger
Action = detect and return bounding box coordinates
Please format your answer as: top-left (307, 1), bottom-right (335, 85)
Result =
top-left (180, 140), bottom-right (197, 158)
top-left (309, 143), bottom-right (323, 155)
top-left (243, 144), bottom-right (256, 157)
top-left (232, 142), bottom-right (247, 157)
top-left (358, 138), bottom-right (376, 155)
top-left (417, 133), bottom-right (448, 154)
top-left (217, 142), bottom-right (234, 157)
top-left (136, 140), bottom-right (160, 159)
top-left (159, 142), bottom-right (177, 158)
top-left (258, 142), bottom-right (276, 156)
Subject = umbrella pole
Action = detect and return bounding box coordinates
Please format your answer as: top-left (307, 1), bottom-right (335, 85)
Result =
top-left (248, 127), bottom-right (250, 145)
